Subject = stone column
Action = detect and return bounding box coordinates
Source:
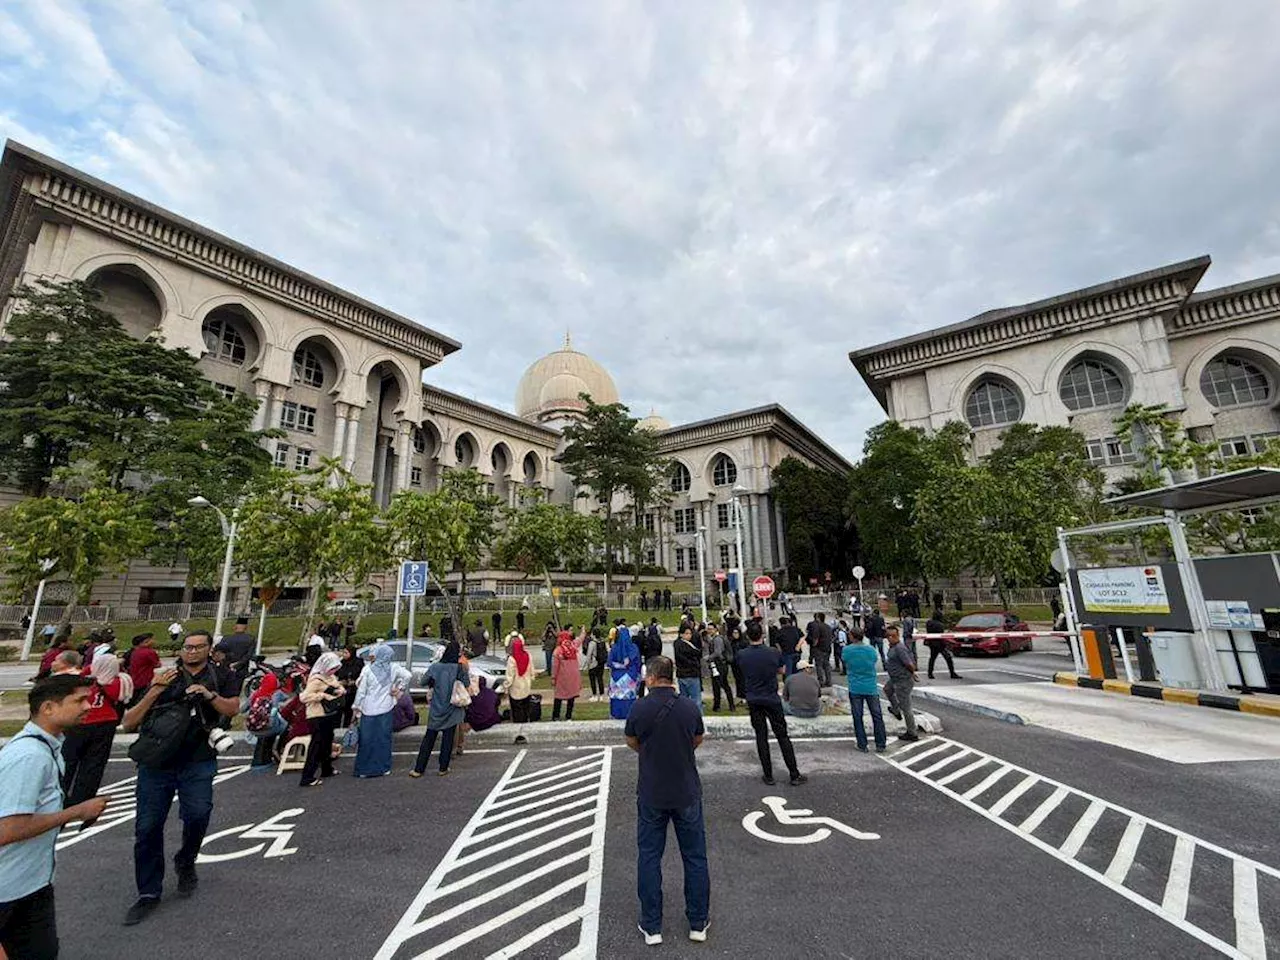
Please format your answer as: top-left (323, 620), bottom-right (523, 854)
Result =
top-left (266, 383), bottom-right (288, 463)
top-left (755, 494), bottom-right (773, 570)
top-left (251, 379), bottom-right (274, 432)
top-left (773, 498), bottom-right (788, 570)
top-left (331, 402), bottom-right (350, 462)
top-left (372, 435), bottom-right (390, 505)
top-left (395, 420), bottom-right (412, 493)
top-left (343, 406), bottom-right (362, 472)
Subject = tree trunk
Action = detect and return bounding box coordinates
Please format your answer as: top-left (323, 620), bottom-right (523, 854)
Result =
top-left (544, 568), bottom-right (561, 631)
top-left (603, 499), bottom-right (614, 600)
top-left (301, 576), bottom-right (323, 649)
top-left (431, 572), bottom-right (463, 644)
top-left (994, 569), bottom-right (1011, 611)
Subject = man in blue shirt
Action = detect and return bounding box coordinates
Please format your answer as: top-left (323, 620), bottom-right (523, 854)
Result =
top-left (625, 655), bottom-right (709, 946)
top-left (736, 622), bottom-right (807, 787)
top-left (0, 675), bottom-right (108, 960)
top-left (841, 626), bottom-right (887, 752)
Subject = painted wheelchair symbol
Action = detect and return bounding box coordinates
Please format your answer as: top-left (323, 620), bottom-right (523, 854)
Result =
top-left (197, 808), bottom-right (303, 863)
top-left (742, 797), bottom-right (880, 845)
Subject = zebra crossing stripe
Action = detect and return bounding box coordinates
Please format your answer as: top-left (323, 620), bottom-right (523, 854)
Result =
top-left (883, 736), bottom-right (1279, 959)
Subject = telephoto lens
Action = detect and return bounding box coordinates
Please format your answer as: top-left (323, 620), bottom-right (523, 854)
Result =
top-left (207, 727), bottom-right (235, 754)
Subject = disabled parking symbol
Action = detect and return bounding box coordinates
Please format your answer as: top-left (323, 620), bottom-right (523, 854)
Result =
top-left (742, 797), bottom-right (880, 845)
top-left (197, 808), bottom-right (303, 863)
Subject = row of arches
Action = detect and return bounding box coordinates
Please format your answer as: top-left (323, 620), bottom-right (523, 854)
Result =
top-left (667, 452), bottom-right (738, 494)
top-left (961, 347), bottom-right (1279, 430)
top-left (414, 427), bottom-right (543, 483)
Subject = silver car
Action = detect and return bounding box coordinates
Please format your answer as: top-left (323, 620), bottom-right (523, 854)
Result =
top-left (381, 640), bottom-right (507, 696)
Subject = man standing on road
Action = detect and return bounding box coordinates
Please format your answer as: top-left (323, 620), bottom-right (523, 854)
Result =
top-left (775, 617), bottom-right (802, 676)
top-left (120, 630), bottom-right (240, 926)
top-left (842, 627), bottom-right (886, 752)
top-left (925, 609), bottom-right (961, 680)
top-left (214, 616), bottom-right (254, 696)
top-left (884, 626), bottom-right (920, 742)
top-left (811, 613), bottom-right (834, 688)
top-left (625, 655), bottom-right (709, 946)
top-left (864, 605), bottom-right (886, 665)
top-left (737, 622), bottom-right (807, 786)
top-left (673, 624), bottom-right (703, 714)
top-left (0, 675), bottom-right (108, 960)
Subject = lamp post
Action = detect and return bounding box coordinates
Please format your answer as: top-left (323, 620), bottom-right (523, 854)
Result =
top-left (731, 485), bottom-right (748, 616)
top-left (189, 496), bottom-right (239, 643)
top-left (695, 525), bottom-right (708, 624)
top-left (20, 558), bottom-right (58, 661)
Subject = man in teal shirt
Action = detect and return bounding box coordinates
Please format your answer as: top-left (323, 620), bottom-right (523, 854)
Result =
top-left (841, 627), bottom-right (886, 752)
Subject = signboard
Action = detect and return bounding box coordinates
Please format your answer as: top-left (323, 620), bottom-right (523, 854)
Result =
top-left (1078, 566), bottom-right (1170, 615)
top-left (714, 570), bottom-right (727, 583)
top-left (851, 565), bottom-right (865, 581)
top-left (399, 561), bottom-right (429, 597)
top-left (753, 575), bottom-right (776, 599)
top-left (1227, 600), bottom-right (1254, 630)
top-left (1205, 600), bottom-right (1233, 630)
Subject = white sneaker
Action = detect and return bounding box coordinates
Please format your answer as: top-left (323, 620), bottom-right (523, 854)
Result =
top-left (689, 923), bottom-right (709, 942)
top-left (638, 925), bottom-right (662, 946)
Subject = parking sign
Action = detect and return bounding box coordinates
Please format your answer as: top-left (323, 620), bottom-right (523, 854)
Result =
top-left (399, 561), bottom-right (428, 597)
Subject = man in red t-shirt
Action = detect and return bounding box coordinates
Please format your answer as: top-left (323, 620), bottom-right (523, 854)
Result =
top-left (125, 633), bottom-right (161, 697)
top-left (36, 633), bottom-right (71, 679)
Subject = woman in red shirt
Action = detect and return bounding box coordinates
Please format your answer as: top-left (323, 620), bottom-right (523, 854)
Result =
top-left (124, 632), bottom-right (160, 704)
top-left (62, 652), bottom-right (134, 805)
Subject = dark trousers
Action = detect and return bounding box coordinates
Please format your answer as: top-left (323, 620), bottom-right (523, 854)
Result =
top-left (0, 884), bottom-right (58, 960)
top-left (414, 725), bottom-right (457, 773)
top-left (928, 645), bottom-right (959, 678)
top-left (552, 697), bottom-right (576, 720)
top-left (134, 759), bottom-right (217, 898)
top-left (636, 800), bottom-right (710, 934)
top-left (849, 693), bottom-right (887, 750)
top-left (747, 701), bottom-right (800, 780)
top-left (300, 715), bottom-right (337, 784)
top-left (709, 664), bottom-right (734, 710)
top-left (61, 721), bottom-right (116, 806)
top-left (588, 667), bottom-right (606, 696)
top-left (814, 648), bottom-right (832, 687)
top-left (731, 662), bottom-right (746, 700)
top-left (543, 650), bottom-right (554, 675)
top-left (251, 733), bottom-right (278, 768)
top-left (782, 652), bottom-right (799, 676)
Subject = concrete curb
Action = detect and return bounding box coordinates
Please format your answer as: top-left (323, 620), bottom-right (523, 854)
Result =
top-left (1052, 672), bottom-right (1280, 719)
top-left (912, 687), bottom-right (1026, 725)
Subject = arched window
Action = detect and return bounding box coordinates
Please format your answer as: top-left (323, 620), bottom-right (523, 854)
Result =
top-left (669, 462), bottom-right (691, 493)
top-left (965, 377), bottom-right (1023, 429)
top-left (292, 348), bottom-right (324, 388)
top-left (712, 454), bottom-right (738, 486)
top-left (454, 434), bottom-right (476, 467)
top-left (1200, 355), bottom-right (1272, 408)
top-left (412, 427), bottom-right (427, 454)
top-left (202, 316), bottom-right (247, 365)
top-left (1059, 358), bottom-right (1127, 411)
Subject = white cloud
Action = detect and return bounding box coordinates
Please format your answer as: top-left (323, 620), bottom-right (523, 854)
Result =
top-left (3, 0), bottom-right (1280, 460)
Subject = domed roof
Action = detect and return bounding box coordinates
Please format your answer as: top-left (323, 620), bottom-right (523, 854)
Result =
top-left (637, 409), bottom-right (670, 432)
top-left (516, 334), bottom-right (619, 422)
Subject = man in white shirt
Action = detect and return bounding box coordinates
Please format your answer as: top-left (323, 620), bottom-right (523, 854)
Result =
top-left (168, 621), bottom-right (183, 644)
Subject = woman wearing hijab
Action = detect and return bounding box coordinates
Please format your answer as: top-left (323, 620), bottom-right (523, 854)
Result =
top-left (336, 643), bottom-right (364, 728)
top-left (304, 633), bottom-right (325, 667)
top-left (352, 643), bottom-right (411, 778)
top-left (551, 625), bottom-right (582, 721)
top-left (299, 651), bottom-right (345, 787)
top-left (411, 640), bottom-right (470, 777)
top-left (62, 652), bottom-right (134, 805)
top-left (504, 635), bottom-right (536, 744)
top-left (608, 624), bottom-right (642, 720)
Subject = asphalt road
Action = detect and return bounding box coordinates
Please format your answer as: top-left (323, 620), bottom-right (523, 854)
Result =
top-left (38, 694), bottom-right (1280, 960)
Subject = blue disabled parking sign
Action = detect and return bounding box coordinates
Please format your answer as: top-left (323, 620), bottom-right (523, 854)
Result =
top-left (400, 561), bottom-right (428, 596)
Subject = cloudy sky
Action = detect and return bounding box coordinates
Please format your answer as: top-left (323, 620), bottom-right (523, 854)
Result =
top-left (3, 1), bottom-right (1279, 460)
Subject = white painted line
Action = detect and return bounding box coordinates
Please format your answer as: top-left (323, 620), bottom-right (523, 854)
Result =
top-left (406, 847), bottom-right (592, 938)
top-left (477, 783), bottom-right (600, 827)
top-left (577, 747), bottom-right (612, 955)
top-left (416, 874), bottom-right (589, 960)
top-left (484, 904), bottom-right (588, 960)
top-left (1018, 786), bottom-right (1068, 835)
top-left (453, 808), bottom-right (597, 869)
top-left (1232, 860), bottom-right (1265, 958)
top-left (429, 825), bottom-right (596, 902)
top-left (488, 771), bottom-right (603, 810)
top-left (467, 795), bottom-right (597, 846)
top-left (493, 758), bottom-right (605, 797)
top-left (896, 743), bottom-right (952, 769)
top-left (987, 774), bottom-right (1039, 817)
top-left (887, 735), bottom-right (936, 758)
top-left (1162, 835), bottom-right (1195, 921)
top-left (937, 756), bottom-right (990, 787)
top-left (918, 748), bottom-right (972, 778)
top-left (1059, 800), bottom-right (1106, 859)
top-left (1104, 819), bottom-right (1146, 884)
top-left (962, 766), bottom-right (1012, 801)
top-left (505, 753), bottom-right (596, 783)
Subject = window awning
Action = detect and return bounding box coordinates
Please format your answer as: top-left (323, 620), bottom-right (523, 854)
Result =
top-left (1104, 467), bottom-right (1280, 513)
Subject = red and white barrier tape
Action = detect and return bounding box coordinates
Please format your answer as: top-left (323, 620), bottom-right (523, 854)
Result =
top-left (915, 631), bottom-right (1076, 640)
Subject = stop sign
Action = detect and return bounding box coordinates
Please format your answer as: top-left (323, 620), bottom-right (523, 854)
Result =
top-left (714, 570), bottom-right (727, 583)
top-left (752, 575), bottom-right (776, 599)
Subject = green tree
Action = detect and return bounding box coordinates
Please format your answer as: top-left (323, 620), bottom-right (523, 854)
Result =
top-left (233, 460), bottom-right (388, 644)
top-left (493, 490), bottom-right (602, 627)
top-left (0, 469), bottom-right (152, 624)
top-left (773, 457), bottom-right (855, 587)
top-left (560, 394), bottom-right (664, 595)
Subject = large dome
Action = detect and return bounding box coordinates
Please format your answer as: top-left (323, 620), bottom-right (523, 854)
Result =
top-left (638, 409), bottom-right (670, 432)
top-left (516, 335), bottom-right (619, 422)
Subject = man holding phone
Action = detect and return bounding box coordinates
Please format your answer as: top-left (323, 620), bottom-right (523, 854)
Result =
top-left (121, 631), bottom-right (239, 926)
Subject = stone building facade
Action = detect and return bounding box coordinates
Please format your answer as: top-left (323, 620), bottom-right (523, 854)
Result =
top-left (850, 256), bottom-right (1280, 480)
top-left (0, 141), bottom-right (849, 606)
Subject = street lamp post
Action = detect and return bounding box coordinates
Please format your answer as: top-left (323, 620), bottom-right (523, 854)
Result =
top-left (20, 558), bottom-right (58, 661)
top-left (695, 525), bottom-right (708, 624)
top-left (731, 485), bottom-right (748, 616)
top-left (190, 496), bottom-right (240, 643)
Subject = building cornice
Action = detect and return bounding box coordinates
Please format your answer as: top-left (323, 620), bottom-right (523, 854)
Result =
top-left (422, 385), bottom-right (561, 448)
top-left (849, 256), bottom-right (1211, 409)
top-left (0, 140), bottom-right (461, 364)
top-left (1168, 273), bottom-right (1280, 339)
top-left (658, 404), bottom-right (852, 473)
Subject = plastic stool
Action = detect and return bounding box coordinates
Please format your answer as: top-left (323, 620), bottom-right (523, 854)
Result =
top-left (276, 736), bottom-right (310, 775)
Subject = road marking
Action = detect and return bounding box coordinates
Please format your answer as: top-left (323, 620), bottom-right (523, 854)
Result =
top-left (197, 807), bottom-right (303, 863)
top-left (937, 756), bottom-right (989, 787)
top-left (917, 748), bottom-right (971, 778)
top-left (1019, 786), bottom-right (1068, 834)
top-left (374, 747), bottom-right (612, 960)
top-left (896, 743), bottom-right (951, 768)
top-left (742, 796), bottom-right (880, 845)
top-left (883, 735), bottom-right (1280, 958)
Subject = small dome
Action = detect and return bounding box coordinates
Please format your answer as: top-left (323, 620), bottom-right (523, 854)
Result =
top-left (516, 334), bottom-right (619, 422)
top-left (638, 409), bottom-right (670, 432)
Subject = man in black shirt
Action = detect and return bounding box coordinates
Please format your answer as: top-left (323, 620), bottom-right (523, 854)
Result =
top-left (625, 656), bottom-right (708, 945)
top-left (775, 617), bottom-right (803, 676)
top-left (121, 631), bottom-right (239, 925)
top-left (735, 622), bottom-right (806, 787)
top-left (662, 588), bottom-right (672, 611)
top-left (214, 616), bottom-right (254, 696)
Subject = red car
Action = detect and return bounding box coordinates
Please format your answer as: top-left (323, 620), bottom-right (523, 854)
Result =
top-left (943, 611), bottom-right (1033, 656)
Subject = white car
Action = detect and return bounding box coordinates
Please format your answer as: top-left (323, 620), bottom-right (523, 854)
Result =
top-left (327, 599), bottom-right (362, 613)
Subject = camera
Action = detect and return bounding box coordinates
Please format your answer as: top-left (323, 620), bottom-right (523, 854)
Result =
top-left (207, 727), bottom-right (235, 754)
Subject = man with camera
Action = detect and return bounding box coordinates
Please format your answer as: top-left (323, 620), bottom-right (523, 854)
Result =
top-left (120, 630), bottom-right (239, 926)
